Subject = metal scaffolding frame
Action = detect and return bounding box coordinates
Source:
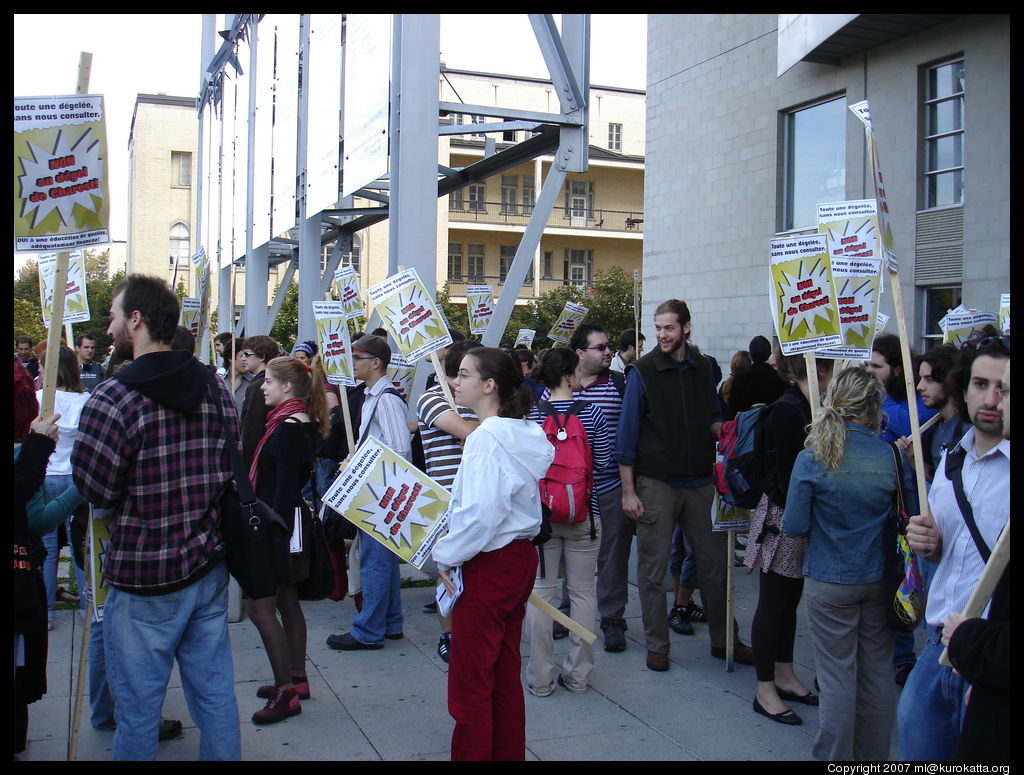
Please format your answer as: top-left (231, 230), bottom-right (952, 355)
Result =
top-left (196, 13), bottom-right (590, 357)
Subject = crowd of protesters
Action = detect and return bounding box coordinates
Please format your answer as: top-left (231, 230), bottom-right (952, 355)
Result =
top-left (14, 276), bottom-right (1008, 763)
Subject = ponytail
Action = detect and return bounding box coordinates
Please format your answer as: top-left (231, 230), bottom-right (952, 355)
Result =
top-left (266, 356), bottom-right (330, 438)
top-left (467, 347), bottom-right (536, 419)
top-left (805, 366), bottom-right (884, 469)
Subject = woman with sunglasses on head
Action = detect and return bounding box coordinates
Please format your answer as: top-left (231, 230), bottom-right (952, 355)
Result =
top-left (247, 356), bottom-right (329, 724)
top-left (431, 347), bottom-right (554, 761)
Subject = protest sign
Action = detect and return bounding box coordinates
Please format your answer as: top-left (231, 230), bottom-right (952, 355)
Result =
top-left (321, 438), bottom-right (451, 568)
top-left (178, 297), bottom-right (201, 340)
top-left (849, 100), bottom-right (897, 273)
top-left (769, 234), bottom-right (842, 355)
top-left (466, 284), bottom-right (495, 335)
top-left (515, 329), bottom-right (536, 348)
top-left (86, 509), bottom-right (113, 623)
top-left (15, 95), bottom-right (110, 252)
top-left (817, 201), bottom-right (884, 359)
top-left (367, 268), bottom-right (451, 362)
top-left (710, 490), bottom-right (750, 533)
top-left (999, 294), bottom-right (1010, 335)
top-left (548, 301), bottom-right (589, 344)
top-left (942, 310), bottom-right (999, 346)
top-left (333, 264), bottom-right (366, 320)
top-left (38, 250), bottom-right (89, 326)
top-left (314, 301), bottom-right (355, 386)
top-left (386, 352), bottom-right (415, 402)
top-left (876, 311), bottom-right (889, 335)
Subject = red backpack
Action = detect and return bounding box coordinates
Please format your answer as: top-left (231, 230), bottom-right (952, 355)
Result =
top-left (538, 400), bottom-right (596, 539)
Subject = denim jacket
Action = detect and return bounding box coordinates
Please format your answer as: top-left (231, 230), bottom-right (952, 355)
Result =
top-left (782, 423), bottom-right (918, 584)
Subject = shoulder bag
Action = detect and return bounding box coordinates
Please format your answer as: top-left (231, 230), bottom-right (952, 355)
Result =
top-left (883, 442), bottom-right (924, 631)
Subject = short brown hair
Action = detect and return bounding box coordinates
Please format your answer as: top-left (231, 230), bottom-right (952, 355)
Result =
top-left (245, 335), bottom-right (279, 364)
top-left (654, 299), bottom-right (691, 338)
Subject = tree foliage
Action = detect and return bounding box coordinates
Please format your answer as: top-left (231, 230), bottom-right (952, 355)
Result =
top-left (269, 279), bottom-right (299, 353)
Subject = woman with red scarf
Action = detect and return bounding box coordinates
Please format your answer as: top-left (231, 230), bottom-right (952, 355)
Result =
top-left (247, 356), bottom-right (328, 724)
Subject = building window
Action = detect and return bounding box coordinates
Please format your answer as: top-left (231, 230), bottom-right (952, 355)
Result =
top-left (501, 176), bottom-right (518, 215)
top-left (169, 222), bottom-right (190, 265)
top-left (543, 250), bottom-right (553, 278)
top-left (782, 96), bottom-right (846, 231)
top-left (171, 151), bottom-right (192, 187)
top-left (522, 176), bottom-right (535, 215)
top-left (502, 130), bottom-right (517, 142)
top-left (564, 179), bottom-right (594, 224)
top-left (608, 123), bottom-right (622, 152)
top-left (499, 245), bottom-right (515, 281)
top-left (921, 286), bottom-right (963, 350)
top-left (467, 244), bottom-right (485, 282)
top-left (563, 249), bottom-right (592, 286)
top-left (468, 184), bottom-right (486, 213)
top-left (449, 188), bottom-right (465, 211)
top-left (924, 58), bottom-right (965, 208)
top-left (448, 242), bottom-right (462, 280)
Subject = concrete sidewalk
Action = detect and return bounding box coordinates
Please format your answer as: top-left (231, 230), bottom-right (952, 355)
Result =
top-left (20, 541), bottom-right (907, 761)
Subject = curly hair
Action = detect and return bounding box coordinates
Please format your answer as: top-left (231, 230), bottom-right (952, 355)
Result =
top-left (805, 366), bottom-right (884, 469)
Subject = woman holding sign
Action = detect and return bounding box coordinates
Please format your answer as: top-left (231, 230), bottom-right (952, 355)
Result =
top-left (432, 348), bottom-right (554, 761)
top-left (782, 367), bottom-right (917, 761)
top-left (248, 356), bottom-right (328, 724)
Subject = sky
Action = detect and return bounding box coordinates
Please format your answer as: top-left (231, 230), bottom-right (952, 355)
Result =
top-left (13, 13), bottom-right (646, 272)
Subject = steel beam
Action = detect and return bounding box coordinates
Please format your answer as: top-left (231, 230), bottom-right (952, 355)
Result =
top-left (439, 101), bottom-right (582, 126)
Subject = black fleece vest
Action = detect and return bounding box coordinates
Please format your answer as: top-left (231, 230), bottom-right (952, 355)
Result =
top-left (632, 346), bottom-right (716, 481)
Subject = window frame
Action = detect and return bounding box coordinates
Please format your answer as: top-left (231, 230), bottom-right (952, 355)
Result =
top-left (781, 94), bottom-right (847, 232)
top-left (922, 57), bottom-right (965, 209)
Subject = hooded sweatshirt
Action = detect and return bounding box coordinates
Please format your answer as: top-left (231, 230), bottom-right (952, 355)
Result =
top-left (71, 350), bottom-right (239, 594)
top-left (432, 415), bottom-right (554, 571)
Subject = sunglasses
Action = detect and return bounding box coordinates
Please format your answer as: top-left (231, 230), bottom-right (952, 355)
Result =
top-left (959, 335), bottom-right (1010, 351)
top-left (584, 343), bottom-right (612, 352)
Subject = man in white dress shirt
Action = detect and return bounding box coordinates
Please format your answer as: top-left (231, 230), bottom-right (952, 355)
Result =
top-left (900, 338), bottom-right (1010, 761)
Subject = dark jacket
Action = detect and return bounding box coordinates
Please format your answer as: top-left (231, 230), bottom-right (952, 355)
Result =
top-left (765, 384), bottom-right (812, 509)
top-left (726, 362), bottom-right (786, 420)
top-left (240, 372), bottom-right (268, 469)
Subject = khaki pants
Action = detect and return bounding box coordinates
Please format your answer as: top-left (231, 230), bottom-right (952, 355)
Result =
top-left (527, 519), bottom-right (601, 694)
top-left (634, 477), bottom-right (728, 653)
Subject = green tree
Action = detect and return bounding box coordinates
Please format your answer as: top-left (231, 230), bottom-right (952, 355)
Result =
top-left (435, 283), bottom-right (469, 338)
top-left (14, 298), bottom-right (47, 346)
top-left (269, 279), bottom-right (299, 353)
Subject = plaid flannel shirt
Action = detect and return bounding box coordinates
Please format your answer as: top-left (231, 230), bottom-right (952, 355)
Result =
top-left (71, 370), bottom-right (239, 594)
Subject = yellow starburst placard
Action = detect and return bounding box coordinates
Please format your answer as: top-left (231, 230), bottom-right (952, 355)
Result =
top-left (769, 234), bottom-right (842, 355)
top-left (366, 268), bottom-right (452, 362)
top-left (15, 94), bottom-right (110, 252)
top-left (333, 264), bottom-right (366, 320)
top-left (314, 301), bottom-right (355, 386)
top-left (87, 509), bottom-right (113, 622)
top-left (321, 438), bottom-right (451, 568)
top-left (466, 284), bottom-right (494, 334)
top-left (38, 250), bottom-right (90, 326)
top-left (179, 298), bottom-right (201, 340)
top-left (548, 301), bottom-right (589, 344)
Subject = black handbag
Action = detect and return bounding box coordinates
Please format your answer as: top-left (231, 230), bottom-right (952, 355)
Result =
top-left (205, 370), bottom-right (291, 600)
top-left (296, 510), bottom-right (336, 601)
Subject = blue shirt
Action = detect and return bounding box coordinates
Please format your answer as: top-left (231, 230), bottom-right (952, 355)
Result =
top-left (614, 347), bottom-right (723, 488)
top-left (783, 423), bottom-right (918, 584)
top-left (880, 394), bottom-right (938, 443)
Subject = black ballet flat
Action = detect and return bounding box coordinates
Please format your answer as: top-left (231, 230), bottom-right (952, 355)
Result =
top-left (753, 697), bottom-right (802, 725)
top-left (775, 686), bottom-right (819, 706)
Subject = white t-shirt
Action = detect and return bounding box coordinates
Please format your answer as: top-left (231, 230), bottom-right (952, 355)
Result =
top-left (34, 389), bottom-right (91, 476)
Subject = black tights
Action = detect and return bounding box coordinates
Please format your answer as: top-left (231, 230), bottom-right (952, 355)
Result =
top-left (750, 570), bottom-right (804, 683)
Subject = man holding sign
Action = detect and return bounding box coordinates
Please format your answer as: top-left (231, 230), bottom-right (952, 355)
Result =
top-left (326, 335), bottom-right (411, 650)
top-left (899, 338), bottom-right (1010, 761)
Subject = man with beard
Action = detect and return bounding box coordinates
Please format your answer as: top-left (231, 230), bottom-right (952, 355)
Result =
top-left (867, 334), bottom-right (939, 443)
top-left (907, 344), bottom-right (971, 482)
top-left (71, 275), bottom-right (240, 760)
top-left (899, 337), bottom-right (1010, 761)
top-left (616, 300), bottom-right (753, 671)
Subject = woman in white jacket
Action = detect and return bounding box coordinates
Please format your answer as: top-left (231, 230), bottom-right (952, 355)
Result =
top-left (432, 347), bottom-right (554, 761)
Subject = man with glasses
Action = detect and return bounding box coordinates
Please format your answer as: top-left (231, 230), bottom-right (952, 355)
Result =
top-left (327, 335), bottom-right (411, 650)
top-left (900, 336), bottom-right (1010, 761)
top-left (239, 335), bottom-right (280, 468)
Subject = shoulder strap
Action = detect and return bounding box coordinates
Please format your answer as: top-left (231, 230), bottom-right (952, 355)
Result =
top-left (609, 369), bottom-right (625, 397)
top-left (202, 368), bottom-right (258, 505)
top-left (885, 441), bottom-right (908, 525)
top-left (566, 400), bottom-right (589, 419)
top-left (943, 445), bottom-right (991, 562)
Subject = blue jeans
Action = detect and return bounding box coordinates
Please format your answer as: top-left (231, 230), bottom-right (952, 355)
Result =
top-left (896, 629), bottom-right (968, 761)
top-left (669, 524), bottom-right (699, 590)
top-left (351, 534), bottom-right (403, 644)
top-left (89, 617), bottom-right (116, 730)
top-left (42, 476), bottom-right (87, 622)
top-left (104, 562), bottom-right (240, 761)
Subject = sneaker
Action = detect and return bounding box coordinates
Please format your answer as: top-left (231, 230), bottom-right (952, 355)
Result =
top-left (669, 606), bottom-right (695, 635)
top-left (601, 617), bottom-right (627, 652)
top-left (422, 600), bottom-right (438, 614)
top-left (252, 687), bottom-right (300, 725)
top-left (437, 632), bottom-right (451, 664)
top-left (158, 718), bottom-right (183, 741)
top-left (683, 601), bottom-right (707, 623)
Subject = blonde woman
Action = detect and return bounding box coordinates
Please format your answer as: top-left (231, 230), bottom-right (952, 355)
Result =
top-left (782, 367), bottom-right (917, 761)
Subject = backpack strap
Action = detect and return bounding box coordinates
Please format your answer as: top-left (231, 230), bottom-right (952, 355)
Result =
top-left (943, 444), bottom-right (991, 562)
top-left (609, 369), bottom-right (625, 398)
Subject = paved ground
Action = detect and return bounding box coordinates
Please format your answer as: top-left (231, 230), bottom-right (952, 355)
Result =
top-left (21, 540), bottom-right (912, 761)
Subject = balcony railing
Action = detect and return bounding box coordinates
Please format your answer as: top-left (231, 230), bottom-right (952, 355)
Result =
top-left (446, 274), bottom-right (594, 300)
top-left (449, 201), bottom-right (644, 233)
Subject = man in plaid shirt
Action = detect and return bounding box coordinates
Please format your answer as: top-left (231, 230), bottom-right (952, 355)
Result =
top-left (71, 275), bottom-right (241, 760)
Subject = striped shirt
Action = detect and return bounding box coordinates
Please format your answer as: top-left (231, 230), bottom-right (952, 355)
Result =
top-left (924, 427), bottom-right (1010, 626)
top-left (541, 371), bottom-right (623, 493)
top-left (528, 399), bottom-right (612, 518)
top-left (359, 377), bottom-right (412, 461)
top-left (416, 385), bottom-right (478, 490)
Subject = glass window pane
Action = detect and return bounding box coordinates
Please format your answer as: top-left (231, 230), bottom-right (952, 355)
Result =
top-left (927, 99), bottom-right (962, 136)
top-left (928, 134), bottom-right (963, 172)
top-left (929, 61), bottom-right (965, 100)
top-left (927, 170), bottom-right (963, 208)
top-left (784, 97), bottom-right (847, 231)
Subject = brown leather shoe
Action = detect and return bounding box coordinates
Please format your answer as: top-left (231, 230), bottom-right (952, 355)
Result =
top-left (710, 641), bottom-right (755, 665)
top-left (646, 650), bottom-right (670, 672)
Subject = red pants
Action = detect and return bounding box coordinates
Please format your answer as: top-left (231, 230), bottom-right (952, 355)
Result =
top-left (449, 539), bottom-right (538, 761)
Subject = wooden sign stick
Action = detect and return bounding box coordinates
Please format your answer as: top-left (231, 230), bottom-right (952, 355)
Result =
top-left (726, 527), bottom-right (735, 672)
top-left (939, 523), bottom-right (1010, 667)
top-left (528, 593), bottom-right (597, 644)
top-left (429, 350), bottom-right (457, 410)
top-left (39, 254), bottom-right (71, 417)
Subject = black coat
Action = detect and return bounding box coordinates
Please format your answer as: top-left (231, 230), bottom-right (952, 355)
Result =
top-left (726, 362), bottom-right (786, 420)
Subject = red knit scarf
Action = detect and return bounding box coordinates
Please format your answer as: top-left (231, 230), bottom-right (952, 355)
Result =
top-left (249, 397), bottom-right (307, 489)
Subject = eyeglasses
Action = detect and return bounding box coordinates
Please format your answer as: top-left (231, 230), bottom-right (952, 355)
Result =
top-left (584, 343), bottom-right (612, 352)
top-left (352, 355), bottom-right (377, 361)
top-left (995, 386), bottom-right (1010, 400)
top-left (456, 370), bottom-right (484, 381)
top-left (241, 351), bottom-right (254, 358)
